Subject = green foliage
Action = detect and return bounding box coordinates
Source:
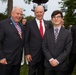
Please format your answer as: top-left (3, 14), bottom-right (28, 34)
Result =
top-left (0, 13), bottom-right (8, 21)
top-left (24, 0), bottom-right (33, 4)
top-left (47, 20), bottom-right (53, 27)
top-left (26, 15), bottom-right (34, 20)
top-left (72, 65), bottom-right (76, 75)
top-left (0, 0), bottom-right (7, 3)
top-left (59, 0), bottom-right (76, 28)
top-left (1, 0), bottom-right (33, 17)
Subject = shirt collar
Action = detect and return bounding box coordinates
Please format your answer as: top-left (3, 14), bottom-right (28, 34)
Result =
top-left (10, 17), bottom-right (19, 26)
top-left (35, 18), bottom-right (43, 23)
top-left (54, 26), bottom-right (61, 31)
top-left (54, 26), bottom-right (61, 33)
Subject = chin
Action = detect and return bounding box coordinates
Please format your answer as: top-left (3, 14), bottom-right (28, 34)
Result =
top-left (54, 24), bottom-right (60, 26)
top-left (54, 23), bottom-right (61, 25)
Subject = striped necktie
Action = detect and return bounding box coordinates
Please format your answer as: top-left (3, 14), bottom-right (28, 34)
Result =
top-left (54, 28), bottom-right (58, 42)
top-left (16, 23), bottom-right (22, 39)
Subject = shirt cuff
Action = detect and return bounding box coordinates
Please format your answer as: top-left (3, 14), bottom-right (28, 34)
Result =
top-left (55, 59), bottom-right (59, 64)
top-left (49, 58), bottom-right (54, 62)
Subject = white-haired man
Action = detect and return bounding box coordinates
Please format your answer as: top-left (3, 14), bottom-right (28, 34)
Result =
top-left (0, 6), bottom-right (24, 75)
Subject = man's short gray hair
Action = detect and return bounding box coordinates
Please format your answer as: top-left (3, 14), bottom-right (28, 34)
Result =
top-left (12, 6), bottom-right (23, 12)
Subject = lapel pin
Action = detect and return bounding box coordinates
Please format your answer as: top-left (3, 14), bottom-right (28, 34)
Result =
top-left (10, 22), bottom-right (12, 24)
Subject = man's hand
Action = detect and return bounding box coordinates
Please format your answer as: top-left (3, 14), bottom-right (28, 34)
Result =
top-left (0, 58), bottom-right (7, 65)
top-left (25, 55), bottom-right (32, 62)
top-left (49, 59), bottom-right (59, 67)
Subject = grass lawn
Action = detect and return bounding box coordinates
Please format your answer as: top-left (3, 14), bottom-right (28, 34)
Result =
top-left (20, 63), bottom-right (28, 75)
top-left (72, 65), bottom-right (76, 75)
top-left (20, 63), bottom-right (76, 75)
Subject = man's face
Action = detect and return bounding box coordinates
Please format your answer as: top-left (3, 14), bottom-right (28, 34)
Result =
top-left (51, 14), bottom-right (63, 26)
top-left (11, 9), bottom-right (23, 23)
top-left (34, 6), bottom-right (44, 20)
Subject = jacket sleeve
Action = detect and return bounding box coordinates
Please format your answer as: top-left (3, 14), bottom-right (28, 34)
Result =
top-left (24, 22), bottom-right (30, 55)
top-left (42, 31), bottom-right (53, 61)
top-left (0, 22), bottom-right (5, 59)
top-left (56, 31), bottom-right (72, 64)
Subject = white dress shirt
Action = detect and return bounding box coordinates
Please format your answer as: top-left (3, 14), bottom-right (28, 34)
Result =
top-left (35, 18), bottom-right (45, 35)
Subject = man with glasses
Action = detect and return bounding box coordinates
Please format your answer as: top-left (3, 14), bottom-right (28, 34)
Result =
top-left (42, 10), bottom-right (72, 75)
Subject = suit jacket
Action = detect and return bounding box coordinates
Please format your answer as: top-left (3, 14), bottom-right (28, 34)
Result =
top-left (42, 27), bottom-right (72, 71)
top-left (0, 18), bottom-right (24, 65)
top-left (71, 25), bottom-right (76, 54)
top-left (24, 18), bottom-right (50, 63)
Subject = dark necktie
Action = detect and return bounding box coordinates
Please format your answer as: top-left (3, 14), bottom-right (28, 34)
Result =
top-left (40, 20), bottom-right (43, 38)
top-left (16, 23), bottom-right (22, 39)
top-left (54, 28), bottom-right (58, 42)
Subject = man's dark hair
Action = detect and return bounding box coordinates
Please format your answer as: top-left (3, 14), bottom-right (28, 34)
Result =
top-left (51, 10), bottom-right (63, 18)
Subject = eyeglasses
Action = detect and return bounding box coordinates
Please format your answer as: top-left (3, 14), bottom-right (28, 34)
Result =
top-left (22, 21), bottom-right (26, 22)
top-left (53, 16), bottom-right (62, 19)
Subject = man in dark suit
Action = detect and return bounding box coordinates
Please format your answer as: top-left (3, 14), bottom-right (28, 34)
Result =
top-left (24, 5), bottom-right (50, 75)
top-left (67, 25), bottom-right (76, 75)
top-left (0, 6), bottom-right (24, 75)
top-left (42, 10), bottom-right (72, 75)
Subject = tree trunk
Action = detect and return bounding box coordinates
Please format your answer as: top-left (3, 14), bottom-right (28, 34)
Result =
top-left (7, 0), bottom-right (13, 17)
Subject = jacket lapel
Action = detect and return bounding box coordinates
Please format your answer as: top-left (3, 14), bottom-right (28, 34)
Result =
top-left (9, 19), bottom-right (23, 40)
top-left (58, 27), bottom-right (63, 39)
top-left (55, 27), bottom-right (64, 44)
top-left (33, 19), bottom-right (42, 38)
top-left (44, 21), bottom-right (48, 30)
top-left (50, 28), bottom-right (55, 45)
top-left (9, 19), bottom-right (18, 34)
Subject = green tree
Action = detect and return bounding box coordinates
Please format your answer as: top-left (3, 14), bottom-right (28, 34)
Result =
top-left (0, 0), bottom-right (13, 17)
top-left (0, 0), bottom-right (48, 18)
top-left (0, 13), bottom-right (8, 20)
top-left (7, 0), bottom-right (13, 17)
top-left (26, 15), bottom-right (34, 20)
top-left (0, 0), bottom-right (32, 17)
top-left (59, 0), bottom-right (76, 28)
top-left (24, 0), bottom-right (32, 4)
